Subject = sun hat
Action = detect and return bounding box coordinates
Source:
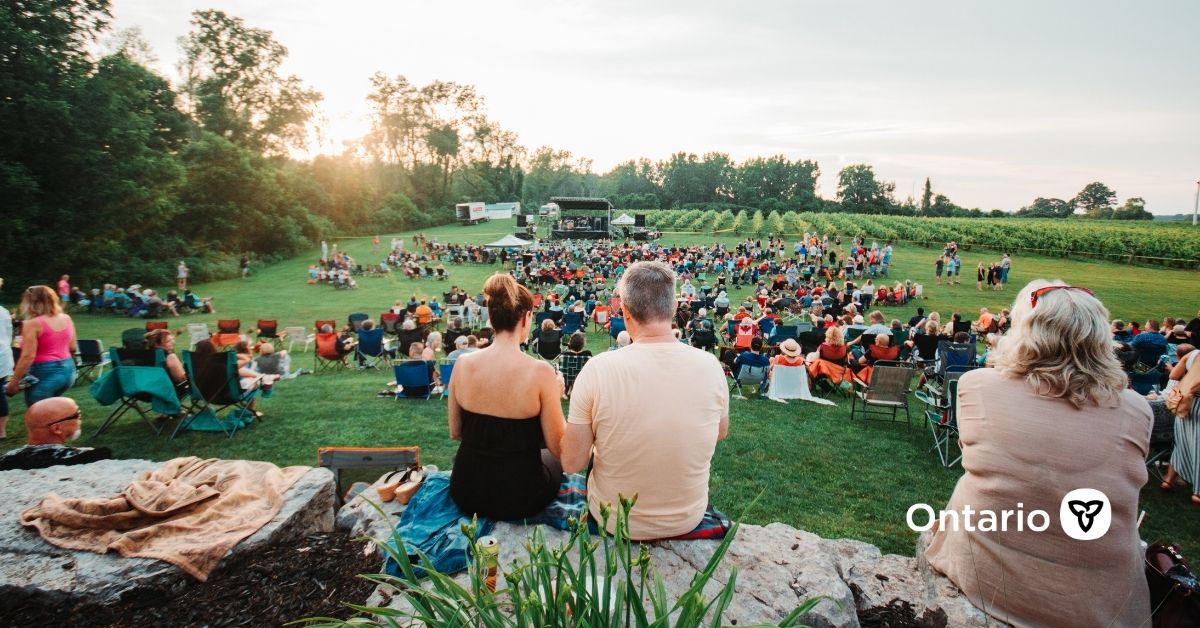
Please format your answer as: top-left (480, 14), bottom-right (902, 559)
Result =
top-left (779, 338), bottom-right (802, 358)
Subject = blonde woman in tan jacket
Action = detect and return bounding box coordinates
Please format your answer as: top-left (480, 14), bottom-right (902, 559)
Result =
top-left (923, 280), bottom-right (1151, 627)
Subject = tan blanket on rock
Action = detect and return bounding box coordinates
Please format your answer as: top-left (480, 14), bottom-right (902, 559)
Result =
top-left (19, 457), bottom-right (309, 581)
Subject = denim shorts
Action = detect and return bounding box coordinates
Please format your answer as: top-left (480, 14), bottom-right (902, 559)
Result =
top-left (25, 358), bottom-right (77, 406)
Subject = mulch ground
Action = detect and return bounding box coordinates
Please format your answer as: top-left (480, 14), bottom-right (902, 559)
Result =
top-left (5, 531), bottom-right (380, 627)
top-left (852, 582), bottom-right (949, 628)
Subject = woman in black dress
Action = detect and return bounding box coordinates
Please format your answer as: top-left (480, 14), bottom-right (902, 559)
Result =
top-left (448, 273), bottom-right (566, 520)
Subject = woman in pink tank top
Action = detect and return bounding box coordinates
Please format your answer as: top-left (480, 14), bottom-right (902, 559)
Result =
top-left (5, 286), bottom-right (78, 405)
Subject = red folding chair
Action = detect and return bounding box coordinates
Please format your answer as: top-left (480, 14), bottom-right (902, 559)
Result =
top-left (145, 321), bottom-right (169, 332)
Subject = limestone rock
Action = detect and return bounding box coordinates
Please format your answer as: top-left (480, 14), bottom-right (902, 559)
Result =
top-left (0, 458), bottom-right (335, 610)
top-left (340, 475), bottom-right (996, 627)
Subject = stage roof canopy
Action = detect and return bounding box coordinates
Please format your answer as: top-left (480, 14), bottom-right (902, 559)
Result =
top-left (549, 197), bottom-right (613, 212)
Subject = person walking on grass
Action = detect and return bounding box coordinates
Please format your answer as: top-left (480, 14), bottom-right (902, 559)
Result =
top-left (176, 260), bottom-right (189, 291)
top-left (976, 262), bottom-right (985, 291)
top-left (240, 255), bottom-right (250, 279)
top-left (1000, 253), bottom-right (1012, 288)
top-left (934, 256), bottom-right (944, 285)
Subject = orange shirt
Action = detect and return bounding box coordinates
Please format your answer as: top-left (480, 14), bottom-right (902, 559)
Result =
top-left (415, 304), bottom-right (433, 325)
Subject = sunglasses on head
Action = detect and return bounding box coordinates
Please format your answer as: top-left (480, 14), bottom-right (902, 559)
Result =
top-left (45, 410), bottom-right (81, 427)
top-left (1030, 285), bottom-right (1094, 308)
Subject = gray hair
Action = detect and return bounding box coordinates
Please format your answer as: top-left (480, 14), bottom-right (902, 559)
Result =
top-left (617, 261), bottom-right (676, 324)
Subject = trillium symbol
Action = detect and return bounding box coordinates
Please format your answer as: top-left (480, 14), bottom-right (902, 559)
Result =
top-left (1067, 500), bottom-right (1104, 533)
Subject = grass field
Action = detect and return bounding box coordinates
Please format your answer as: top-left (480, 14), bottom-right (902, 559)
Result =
top-left (5, 217), bottom-right (1197, 555)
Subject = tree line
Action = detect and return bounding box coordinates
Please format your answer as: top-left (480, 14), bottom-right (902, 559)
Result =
top-left (0, 2), bottom-right (1153, 292)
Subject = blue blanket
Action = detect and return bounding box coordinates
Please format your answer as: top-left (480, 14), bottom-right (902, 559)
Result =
top-left (384, 472), bottom-right (586, 578)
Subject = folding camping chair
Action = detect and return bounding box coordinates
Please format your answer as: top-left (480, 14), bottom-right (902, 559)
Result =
top-left (348, 312), bottom-right (369, 331)
top-left (910, 334), bottom-right (940, 368)
top-left (592, 305), bottom-right (610, 332)
top-left (74, 339), bottom-right (111, 385)
top-left (1146, 400), bottom-right (1176, 483)
top-left (355, 326), bottom-right (394, 370)
top-left (438, 360), bottom-right (455, 399)
top-left (393, 360), bottom-right (434, 400)
top-left (145, 321), bottom-right (169, 332)
top-left (256, 319), bottom-right (283, 349)
top-left (534, 329), bottom-right (563, 362)
top-left (916, 377), bottom-right (963, 468)
top-left (799, 330), bottom-right (825, 355)
top-left (935, 339), bottom-right (977, 382)
top-left (172, 350), bottom-right (260, 439)
top-left (849, 360), bottom-right (915, 426)
top-left (185, 323), bottom-right (211, 349)
top-left (380, 312), bottom-right (403, 336)
top-left (608, 316), bottom-right (626, 346)
top-left (1128, 369), bottom-right (1163, 395)
top-left (318, 446), bottom-right (421, 507)
top-left (315, 331), bottom-right (350, 372)
top-left (283, 326), bottom-right (314, 353)
top-left (397, 328), bottom-right (424, 357)
top-left (217, 319), bottom-right (241, 334)
top-left (729, 364), bottom-right (769, 400)
top-left (562, 311), bottom-right (585, 336)
top-left (121, 327), bottom-right (147, 350)
top-left (559, 353), bottom-right (591, 397)
top-left (90, 347), bottom-right (178, 440)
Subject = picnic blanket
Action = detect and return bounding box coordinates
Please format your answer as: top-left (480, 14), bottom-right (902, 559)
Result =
top-left (19, 457), bottom-right (308, 580)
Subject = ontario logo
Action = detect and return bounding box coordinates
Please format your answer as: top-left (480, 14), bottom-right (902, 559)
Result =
top-left (906, 488), bottom-right (1110, 540)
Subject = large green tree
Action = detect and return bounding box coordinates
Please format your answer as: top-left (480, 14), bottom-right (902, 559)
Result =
top-left (179, 9), bottom-right (322, 155)
top-left (836, 164), bottom-right (895, 213)
top-left (1073, 181), bottom-right (1118, 219)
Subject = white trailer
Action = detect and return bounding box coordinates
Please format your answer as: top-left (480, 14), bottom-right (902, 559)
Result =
top-left (484, 202), bottom-right (520, 220)
top-left (455, 202), bottom-right (488, 225)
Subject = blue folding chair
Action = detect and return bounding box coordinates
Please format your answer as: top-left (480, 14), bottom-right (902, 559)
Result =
top-left (394, 361), bottom-right (433, 400)
top-left (1128, 369), bottom-right (1162, 395)
top-left (608, 316), bottom-right (626, 346)
top-left (348, 312), bottom-right (370, 330)
top-left (355, 327), bottom-right (393, 370)
top-left (439, 360), bottom-right (455, 399)
top-left (562, 311), bottom-right (584, 336)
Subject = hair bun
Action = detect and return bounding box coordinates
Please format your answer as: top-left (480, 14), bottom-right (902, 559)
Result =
top-left (483, 273), bottom-right (533, 333)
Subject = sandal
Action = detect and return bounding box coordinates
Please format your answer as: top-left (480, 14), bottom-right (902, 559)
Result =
top-left (376, 468), bottom-right (414, 503)
top-left (394, 468), bottom-right (427, 505)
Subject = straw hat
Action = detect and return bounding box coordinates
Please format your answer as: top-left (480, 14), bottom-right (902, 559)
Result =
top-left (779, 338), bottom-right (802, 358)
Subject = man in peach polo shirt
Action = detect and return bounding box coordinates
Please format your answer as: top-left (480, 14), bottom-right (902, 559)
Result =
top-left (561, 261), bottom-right (729, 540)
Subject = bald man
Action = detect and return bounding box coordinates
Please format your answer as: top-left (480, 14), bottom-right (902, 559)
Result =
top-left (0, 397), bottom-right (111, 471)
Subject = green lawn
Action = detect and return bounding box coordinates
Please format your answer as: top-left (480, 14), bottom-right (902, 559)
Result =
top-left (5, 218), bottom-right (1196, 555)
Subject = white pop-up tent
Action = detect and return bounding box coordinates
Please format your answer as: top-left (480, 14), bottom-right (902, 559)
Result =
top-left (484, 234), bottom-right (534, 248)
top-left (612, 213), bottom-right (636, 226)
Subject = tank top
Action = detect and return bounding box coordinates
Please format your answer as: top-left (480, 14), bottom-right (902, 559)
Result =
top-left (34, 315), bottom-right (74, 363)
top-left (449, 408), bottom-right (558, 521)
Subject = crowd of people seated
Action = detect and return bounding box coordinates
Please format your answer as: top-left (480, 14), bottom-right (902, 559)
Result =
top-left (54, 280), bottom-right (217, 318)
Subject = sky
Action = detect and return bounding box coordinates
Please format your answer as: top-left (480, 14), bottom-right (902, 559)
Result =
top-left (110, 0), bottom-right (1200, 214)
